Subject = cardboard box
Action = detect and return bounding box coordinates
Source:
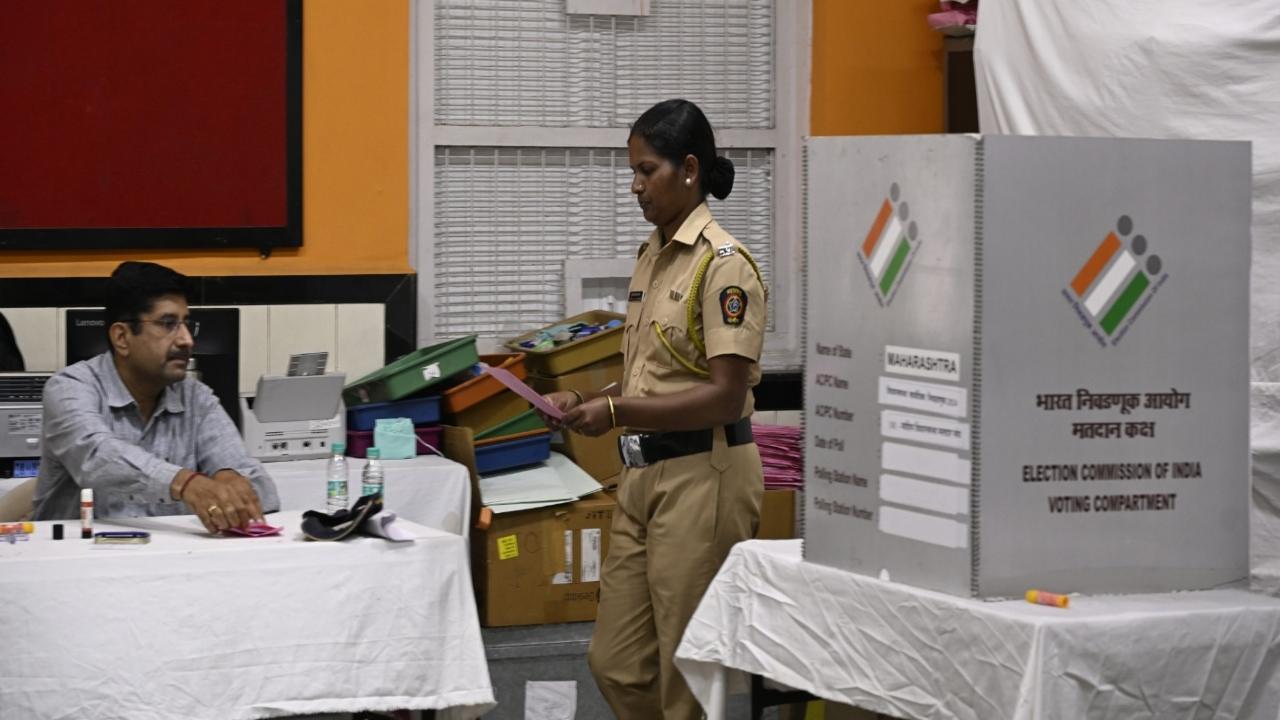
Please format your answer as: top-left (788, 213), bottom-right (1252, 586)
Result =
top-left (473, 492), bottom-right (615, 627)
top-left (529, 355), bottom-right (624, 482)
top-left (756, 489), bottom-right (797, 540)
top-left (804, 135), bottom-right (1251, 597)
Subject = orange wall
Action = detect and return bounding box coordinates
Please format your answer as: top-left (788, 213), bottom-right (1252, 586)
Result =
top-left (1, 0), bottom-right (411, 278)
top-left (811, 0), bottom-right (945, 136)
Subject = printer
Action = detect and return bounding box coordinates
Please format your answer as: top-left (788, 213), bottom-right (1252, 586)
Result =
top-left (0, 372), bottom-right (52, 478)
top-left (240, 358), bottom-right (346, 463)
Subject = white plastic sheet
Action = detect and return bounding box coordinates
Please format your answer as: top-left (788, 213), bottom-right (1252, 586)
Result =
top-left (973, 0), bottom-right (1280, 569)
top-left (676, 540), bottom-right (1280, 720)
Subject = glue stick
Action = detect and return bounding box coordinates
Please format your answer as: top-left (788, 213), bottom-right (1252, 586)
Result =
top-left (1025, 589), bottom-right (1069, 608)
top-left (80, 488), bottom-right (94, 539)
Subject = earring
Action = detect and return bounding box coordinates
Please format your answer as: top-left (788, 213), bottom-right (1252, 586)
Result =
top-left (685, 178), bottom-right (693, 186)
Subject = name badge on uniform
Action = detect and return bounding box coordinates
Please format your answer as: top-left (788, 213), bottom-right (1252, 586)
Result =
top-left (629, 290), bottom-right (644, 302)
top-left (720, 286), bottom-right (747, 326)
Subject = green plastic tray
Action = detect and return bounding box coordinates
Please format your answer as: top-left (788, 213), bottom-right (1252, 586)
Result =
top-left (473, 407), bottom-right (547, 441)
top-left (343, 335), bottom-right (479, 406)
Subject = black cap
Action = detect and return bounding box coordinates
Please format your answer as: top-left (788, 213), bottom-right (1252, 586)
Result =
top-left (52, 523), bottom-right (64, 540)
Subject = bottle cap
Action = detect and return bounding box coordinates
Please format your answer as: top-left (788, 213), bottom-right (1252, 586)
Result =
top-left (81, 488), bottom-right (93, 502)
top-left (366, 447), bottom-right (380, 459)
top-left (332, 442), bottom-right (346, 454)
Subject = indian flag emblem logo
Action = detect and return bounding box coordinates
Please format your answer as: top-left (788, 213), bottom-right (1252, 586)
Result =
top-left (1063, 215), bottom-right (1169, 347)
top-left (858, 182), bottom-right (919, 306)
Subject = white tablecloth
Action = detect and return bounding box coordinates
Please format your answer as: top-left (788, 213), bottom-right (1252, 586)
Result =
top-left (1, 455), bottom-right (471, 537)
top-left (266, 455), bottom-right (472, 537)
top-left (675, 540), bottom-right (1280, 720)
top-left (0, 512), bottom-right (494, 720)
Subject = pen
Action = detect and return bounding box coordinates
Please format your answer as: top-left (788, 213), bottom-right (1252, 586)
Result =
top-left (1025, 589), bottom-right (1069, 608)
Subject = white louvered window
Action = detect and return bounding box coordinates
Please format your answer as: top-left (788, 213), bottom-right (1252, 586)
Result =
top-left (414, 0), bottom-right (808, 370)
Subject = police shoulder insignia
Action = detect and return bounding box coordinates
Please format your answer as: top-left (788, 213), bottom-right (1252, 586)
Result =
top-left (716, 242), bottom-right (737, 258)
top-left (720, 286), bottom-right (747, 326)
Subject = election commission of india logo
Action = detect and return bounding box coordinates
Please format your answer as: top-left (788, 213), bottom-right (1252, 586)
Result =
top-left (1062, 215), bottom-right (1169, 347)
top-left (857, 182), bottom-right (920, 307)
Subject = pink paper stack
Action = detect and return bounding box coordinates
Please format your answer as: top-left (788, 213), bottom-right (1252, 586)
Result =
top-left (752, 423), bottom-right (803, 490)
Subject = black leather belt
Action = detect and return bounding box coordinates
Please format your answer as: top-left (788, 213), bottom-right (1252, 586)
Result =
top-left (617, 417), bottom-right (754, 469)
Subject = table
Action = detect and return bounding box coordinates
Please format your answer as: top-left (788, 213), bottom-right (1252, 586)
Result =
top-left (267, 455), bottom-right (472, 537)
top-left (0, 511), bottom-right (494, 719)
top-left (1, 454), bottom-right (472, 537)
top-left (674, 540), bottom-right (1280, 720)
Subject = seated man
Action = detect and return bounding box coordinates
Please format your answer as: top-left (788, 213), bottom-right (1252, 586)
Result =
top-left (34, 261), bottom-right (278, 532)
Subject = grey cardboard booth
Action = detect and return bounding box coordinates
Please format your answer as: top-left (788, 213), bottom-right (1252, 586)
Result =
top-left (803, 135), bottom-right (1251, 597)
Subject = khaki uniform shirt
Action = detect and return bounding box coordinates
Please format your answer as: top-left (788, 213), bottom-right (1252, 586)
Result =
top-left (620, 202), bottom-right (766, 424)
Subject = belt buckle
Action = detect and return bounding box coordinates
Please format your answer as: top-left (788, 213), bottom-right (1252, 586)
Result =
top-left (619, 434), bottom-right (647, 468)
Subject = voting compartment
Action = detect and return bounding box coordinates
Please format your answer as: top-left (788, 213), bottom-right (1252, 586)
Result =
top-left (803, 135), bottom-right (1251, 597)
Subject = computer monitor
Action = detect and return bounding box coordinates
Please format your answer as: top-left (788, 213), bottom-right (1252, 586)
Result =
top-left (65, 307), bottom-right (242, 428)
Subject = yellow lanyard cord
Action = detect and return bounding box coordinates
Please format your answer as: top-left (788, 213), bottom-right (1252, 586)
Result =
top-left (651, 245), bottom-right (767, 378)
top-left (652, 322), bottom-right (711, 376)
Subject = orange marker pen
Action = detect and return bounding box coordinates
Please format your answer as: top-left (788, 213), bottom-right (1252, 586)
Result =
top-left (1025, 589), bottom-right (1069, 608)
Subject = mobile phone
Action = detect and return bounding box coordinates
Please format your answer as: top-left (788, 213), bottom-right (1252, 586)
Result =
top-left (94, 531), bottom-right (151, 545)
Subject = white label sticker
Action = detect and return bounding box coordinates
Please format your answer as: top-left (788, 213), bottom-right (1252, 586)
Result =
top-left (308, 417), bottom-right (340, 431)
top-left (882, 441), bottom-right (971, 485)
top-left (880, 474), bottom-right (970, 516)
top-left (581, 528), bottom-right (601, 582)
top-left (879, 505), bottom-right (969, 549)
top-left (551, 530), bottom-right (573, 585)
top-left (422, 362), bottom-right (441, 381)
top-left (6, 412), bottom-right (41, 435)
top-left (883, 344), bottom-right (961, 382)
top-left (881, 410), bottom-right (970, 450)
top-left (878, 376), bottom-right (968, 418)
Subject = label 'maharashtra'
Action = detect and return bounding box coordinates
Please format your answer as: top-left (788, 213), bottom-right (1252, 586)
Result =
top-left (883, 345), bottom-right (961, 382)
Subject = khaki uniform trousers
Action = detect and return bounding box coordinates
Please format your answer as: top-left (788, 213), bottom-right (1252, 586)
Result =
top-left (588, 428), bottom-right (763, 719)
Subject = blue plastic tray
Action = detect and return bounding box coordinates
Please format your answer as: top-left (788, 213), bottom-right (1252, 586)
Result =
top-left (347, 395), bottom-right (441, 432)
top-left (475, 432), bottom-right (552, 475)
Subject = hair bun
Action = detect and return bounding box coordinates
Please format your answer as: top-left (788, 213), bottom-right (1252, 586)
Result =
top-left (708, 156), bottom-right (735, 200)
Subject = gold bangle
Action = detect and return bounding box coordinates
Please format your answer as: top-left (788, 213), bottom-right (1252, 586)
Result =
top-left (570, 389), bottom-right (585, 406)
top-left (606, 396), bottom-right (617, 429)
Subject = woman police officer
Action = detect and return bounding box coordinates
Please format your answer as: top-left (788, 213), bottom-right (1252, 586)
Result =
top-left (544, 99), bottom-right (767, 719)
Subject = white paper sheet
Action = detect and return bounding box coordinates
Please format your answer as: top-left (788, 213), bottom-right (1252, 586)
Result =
top-left (479, 452), bottom-right (603, 513)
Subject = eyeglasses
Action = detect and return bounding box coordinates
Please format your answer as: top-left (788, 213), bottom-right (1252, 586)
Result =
top-left (134, 318), bottom-right (200, 338)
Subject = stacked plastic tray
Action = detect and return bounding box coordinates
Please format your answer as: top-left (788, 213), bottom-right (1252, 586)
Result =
top-left (342, 336), bottom-right (479, 459)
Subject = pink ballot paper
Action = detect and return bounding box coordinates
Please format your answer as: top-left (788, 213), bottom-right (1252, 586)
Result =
top-left (222, 522), bottom-right (283, 537)
top-left (483, 366), bottom-right (564, 420)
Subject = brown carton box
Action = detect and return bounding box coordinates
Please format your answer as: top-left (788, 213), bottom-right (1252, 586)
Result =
top-left (756, 489), bottom-right (797, 540)
top-left (529, 355), bottom-right (624, 483)
top-left (472, 492), bottom-right (616, 627)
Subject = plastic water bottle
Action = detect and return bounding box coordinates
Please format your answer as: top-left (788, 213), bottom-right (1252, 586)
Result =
top-left (326, 442), bottom-right (349, 512)
top-left (361, 447), bottom-right (385, 498)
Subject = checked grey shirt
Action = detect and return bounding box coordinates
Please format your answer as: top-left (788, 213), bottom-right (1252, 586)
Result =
top-left (33, 352), bottom-right (279, 521)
